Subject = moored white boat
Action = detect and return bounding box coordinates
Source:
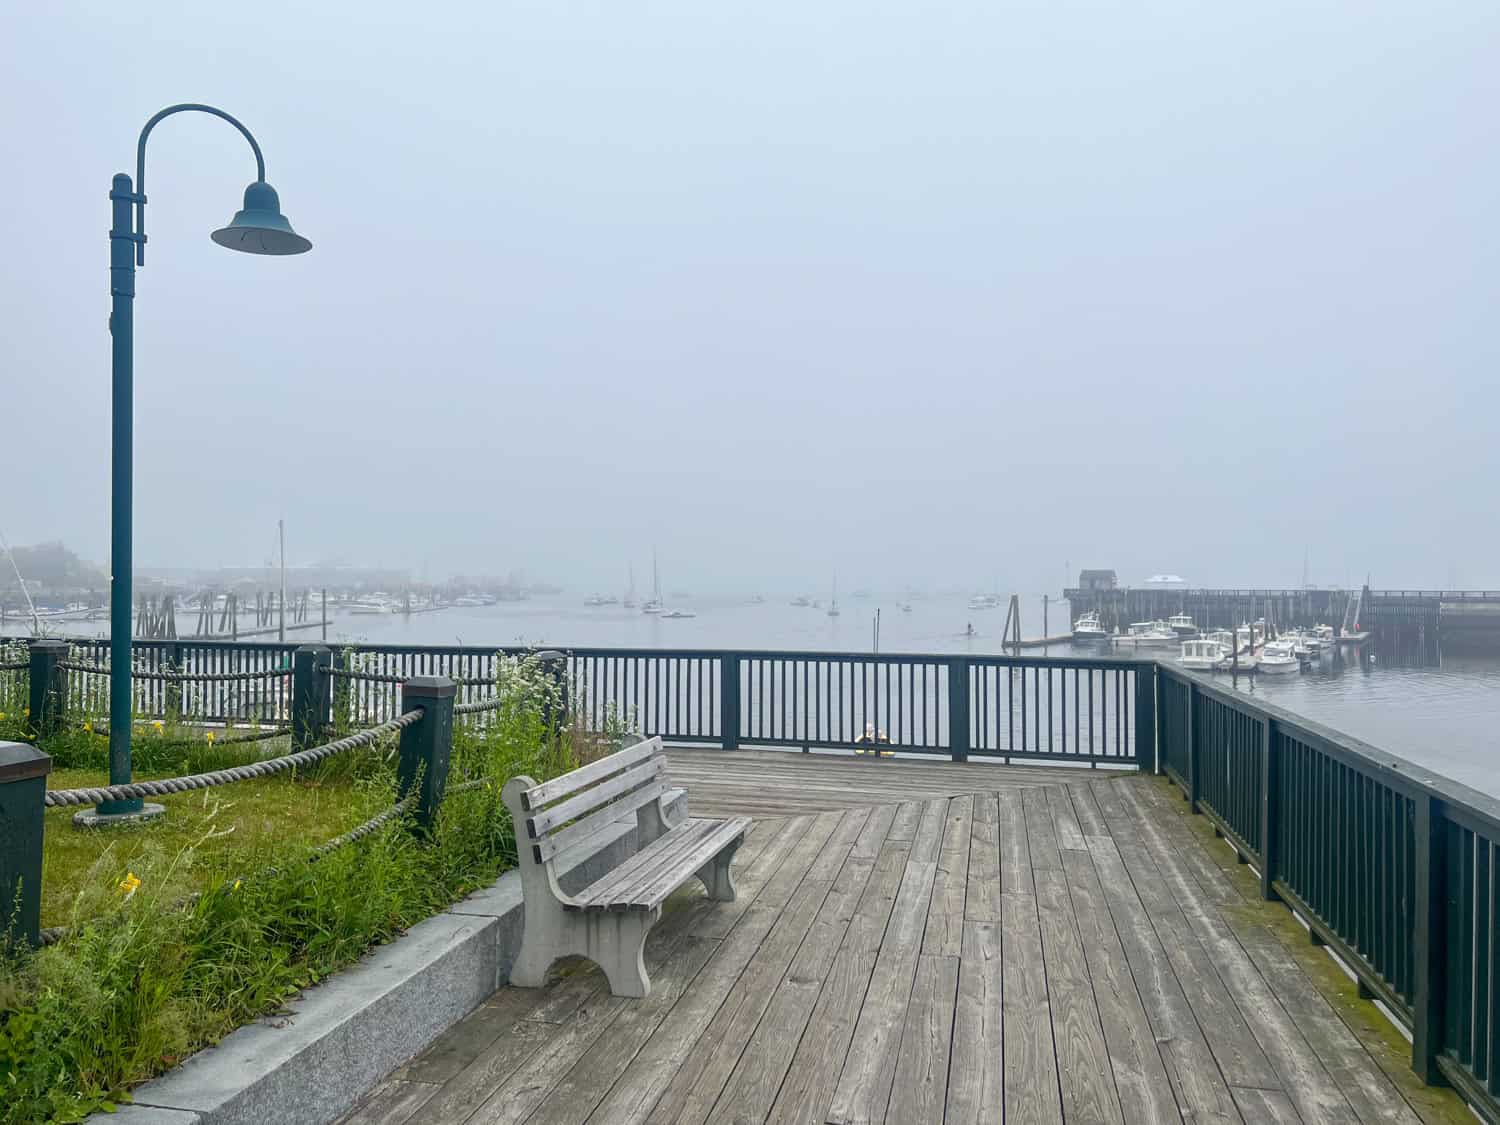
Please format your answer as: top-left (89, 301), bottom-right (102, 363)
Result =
top-left (1257, 640), bottom-right (1300, 674)
top-left (1072, 611), bottom-right (1109, 643)
top-left (1112, 621), bottom-right (1177, 649)
top-left (1167, 613), bottom-right (1198, 636)
top-left (1178, 638), bottom-right (1226, 671)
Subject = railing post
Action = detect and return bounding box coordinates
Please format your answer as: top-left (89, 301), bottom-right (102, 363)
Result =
top-left (1133, 661), bottom-right (1156, 772)
top-left (1186, 682), bottom-right (1199, 812)
top-left (398, 676), bottom-right (455, 835)
top-left (1259, 717), bottom-right (1278, 901)
top-left (720, 654), bottom-right (740, 751)
top-left (1154, 669), bottom-right (1169, 777)
top-left (1412, 792), bottom-right (1447, 1085)
top-left (27, 639), bottom-right (70, 741)
top-left (0, 742), bottom-right (51, 948)
top-left (164, 641), bottom-right (183, 723)
top-left (948, 657), bottom-right (970, 762)
top-left (535, 650), bottom-right (567, 741)
top-left (332, 647), bottom-right (352, 731)
top-left (291, 644), bottom-right (331, 750)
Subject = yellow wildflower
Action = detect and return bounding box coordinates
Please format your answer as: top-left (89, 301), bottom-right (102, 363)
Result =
top-left (84, 721), bottom-right (93, 732)
top-left (206, 731), bottom-right (216, 743)
top-left (233, 879), bottom-right (242, 891)
top-left (119, 872), bottom-right (142, 898)
top-left (152, 720), bottom-right (164, 729)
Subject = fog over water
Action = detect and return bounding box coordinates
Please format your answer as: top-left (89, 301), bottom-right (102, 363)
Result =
top-left (5, 2), bottom-right (1500, 598)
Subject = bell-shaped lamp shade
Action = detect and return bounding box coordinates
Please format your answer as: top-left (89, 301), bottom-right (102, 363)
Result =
top-left (211, 181), bottom-right (312, 255)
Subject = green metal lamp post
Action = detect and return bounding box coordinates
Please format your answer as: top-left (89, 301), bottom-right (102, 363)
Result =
top-left (97, 104), bottom-right (310, 825)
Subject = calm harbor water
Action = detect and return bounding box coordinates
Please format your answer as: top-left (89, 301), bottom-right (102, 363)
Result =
top-left (303, 593), bottom-right (1500, 799)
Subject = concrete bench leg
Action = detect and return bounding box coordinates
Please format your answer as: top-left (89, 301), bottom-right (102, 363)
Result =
top-left (695, 837), bottom-right (742, 902)
top-left (509, 944), bottom-right (561, 989)
top-left (585, 909), bottom-right (658, 998)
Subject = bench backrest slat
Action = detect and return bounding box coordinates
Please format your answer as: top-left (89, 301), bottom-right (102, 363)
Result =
top-left (527, 757), bottom-right (665, 836)
top-left (536, 777), bottom-right (669, 863)
top-left (521, 736), bottom-right (661, 811)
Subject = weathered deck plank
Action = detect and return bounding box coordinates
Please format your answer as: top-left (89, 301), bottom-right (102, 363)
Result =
top-left (1002, 890), bottom-right (1064, 1123)
top-left (1060, 849), bottom-right (1182, 1124)
top-left (923, 794), bottom-right (971, 956)
top-left (965, 792), bottom-right (1003, 922)
top-left (886, 953), bottom-right (960, 1125)
top-left (1035, 866), bottom-right (1125, 1124)
top-left (944, 920), bottom-right (1004, 1125)
top-left (826, 856), bottom-right (938, 1125)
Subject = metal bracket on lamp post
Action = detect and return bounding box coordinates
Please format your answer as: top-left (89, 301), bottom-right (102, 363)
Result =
top-left (95, 104), bottom-right (311, 827)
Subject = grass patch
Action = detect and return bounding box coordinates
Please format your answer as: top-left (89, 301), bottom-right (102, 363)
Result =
top-left (1, 654), bottom-right (593, 1125)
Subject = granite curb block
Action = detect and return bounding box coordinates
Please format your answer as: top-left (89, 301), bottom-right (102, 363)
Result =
top-left (93, 789), bottom-right (687, 1125)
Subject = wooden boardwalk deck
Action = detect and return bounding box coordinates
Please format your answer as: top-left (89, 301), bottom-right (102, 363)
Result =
top-left (339, 751), bottom-right (1470, 1125)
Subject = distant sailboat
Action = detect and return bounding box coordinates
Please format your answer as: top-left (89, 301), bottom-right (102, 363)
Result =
top-left (827, 574), bottom-right (840, 618)
top-left (642, 552), bottom-right (663, 614)
top-left (623, 565), bottom-right (637, 609)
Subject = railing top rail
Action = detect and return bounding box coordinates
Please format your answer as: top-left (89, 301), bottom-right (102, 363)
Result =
top-left (1157, 662), bottom-right (1500, 834)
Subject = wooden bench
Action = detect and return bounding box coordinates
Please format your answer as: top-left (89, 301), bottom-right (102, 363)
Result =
top-left (501, 736), bottom-right (749, 998)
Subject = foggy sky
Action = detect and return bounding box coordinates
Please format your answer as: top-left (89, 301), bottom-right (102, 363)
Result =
top-left (5, 2), bottom-right (1497, 597)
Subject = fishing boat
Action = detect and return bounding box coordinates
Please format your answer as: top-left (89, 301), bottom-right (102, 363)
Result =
top-left (1112, 621), bottom-right (1177, 649)
top-left (967, 594), bottom-right (1000, 611)
top-left (1167, 613), bottom-right (1197, 636)
top-left (790, 596), bottom-right (811, 608)
top-left (660, 609), bottom-right (696, 619)
top-left (1257, 640), bottom-right (1300, 674)
top-left (1072, 611), bottom-right (1109, 643)
top-left (1178, 638), bottom-right (1226, 671)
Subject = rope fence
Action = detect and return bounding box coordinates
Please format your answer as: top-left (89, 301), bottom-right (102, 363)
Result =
top-left (305, 778), bottom-right (489, 863)
top-left (43, 710), bottom-right (423, 808)
top-left (86, 724), bottom-right (292, 745)
top-left (58, 660), bottom-right (290, 683)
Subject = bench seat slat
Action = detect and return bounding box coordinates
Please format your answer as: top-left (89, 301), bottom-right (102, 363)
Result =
top-left (521, 736), bottom-right (661, 811)
top-left (616, 818), bottom-right (750, 909)
top-left (526, 757), bottom-right (665, 837)
top-left (571, 816), bottom-right (750, 912)
top-left (535, 777), bottom-right (668, 863)
top-left (576, 819), bottom-right (721, 906)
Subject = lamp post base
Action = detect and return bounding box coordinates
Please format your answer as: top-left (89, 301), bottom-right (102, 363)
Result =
top-left (72, 803), bottom-right (165, 829)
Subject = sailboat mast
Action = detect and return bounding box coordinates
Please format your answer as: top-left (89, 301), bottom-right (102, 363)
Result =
top-left (278, 519), bottom-right (286, 643)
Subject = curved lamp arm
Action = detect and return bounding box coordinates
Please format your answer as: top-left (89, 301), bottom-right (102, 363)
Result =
top-left (133, 103), bottom-right (267, 266)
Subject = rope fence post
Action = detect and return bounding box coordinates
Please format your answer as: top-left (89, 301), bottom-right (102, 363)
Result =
top-left (397, 676), bottom-right (455, 835)
top-left (292, 644), bottom-right (332, 751)
top-left (0, 741), bottom-right (52, 948)
top-left (28, 639), bottom-right (69, 740)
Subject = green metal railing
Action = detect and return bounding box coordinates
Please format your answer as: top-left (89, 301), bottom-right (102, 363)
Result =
top-left (1157, 663), bottom-right (1500, 1115)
